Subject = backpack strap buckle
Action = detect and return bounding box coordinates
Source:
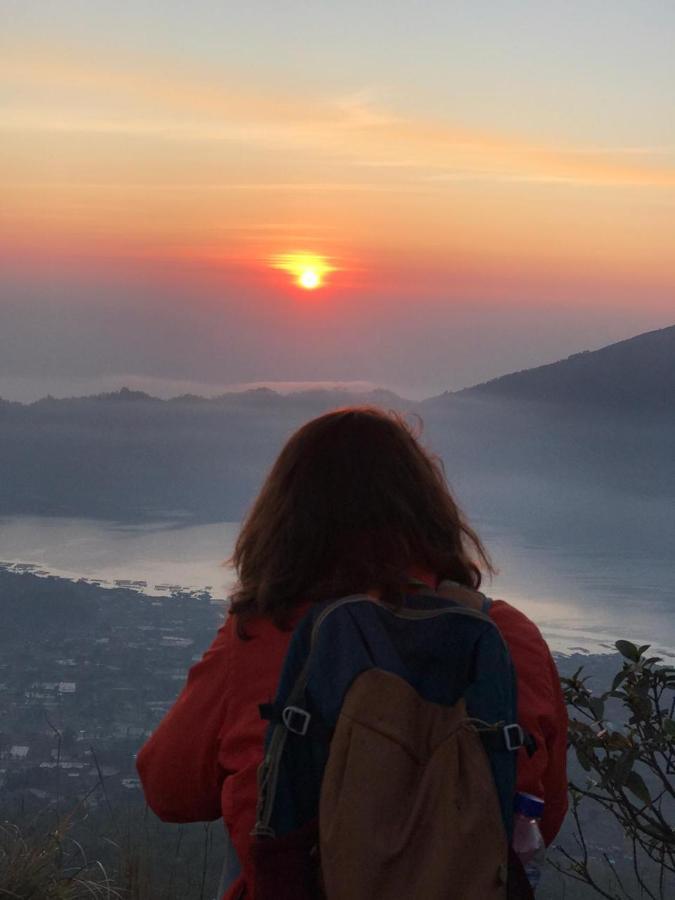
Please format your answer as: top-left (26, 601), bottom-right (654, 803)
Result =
top-left (479, 722), bottom-right (537, 756)
top-left (503, 723), bottom-right (525, 752)
top-left (282, 705), bottom-right (311, 736)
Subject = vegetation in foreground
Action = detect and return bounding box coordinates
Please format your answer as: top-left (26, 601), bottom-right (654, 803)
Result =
top-left (552, 641), bottom-right (674, 899)
top-left (0, 817), bottom-right (121, 899)
top-left (1, 642), bottom-right (673, 899)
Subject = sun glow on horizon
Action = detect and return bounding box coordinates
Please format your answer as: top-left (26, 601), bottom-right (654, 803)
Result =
top-left (298, 269), bottom-right (320, 289)
top-left (270, 252), bottom-right (335, 290)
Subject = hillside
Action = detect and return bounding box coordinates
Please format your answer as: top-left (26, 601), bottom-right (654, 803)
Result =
top-left (419, 324), bottom-right (675, 521)
top-left (452, 324), bottom-right (675, 411)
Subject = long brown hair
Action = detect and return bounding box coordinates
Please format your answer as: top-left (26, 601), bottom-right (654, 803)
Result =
top-left (229, 407), bottom-right (492, 633)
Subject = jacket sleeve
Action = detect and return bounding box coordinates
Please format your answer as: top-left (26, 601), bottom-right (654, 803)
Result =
top-left (136, 617), bottom-right (233, 823)
top-left (489, 601), bottom-right (569, 845)
top-left (537, 650), bottom-right (569, 845)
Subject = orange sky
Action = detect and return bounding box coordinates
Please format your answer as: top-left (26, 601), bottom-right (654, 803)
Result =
top-left (3, 44), bottom-right (675, 287)
top-left (1, 5), bottom-right (674, 399)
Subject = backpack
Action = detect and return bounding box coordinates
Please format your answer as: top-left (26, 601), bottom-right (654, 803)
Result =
top-left (250, 586), bottom-right (535, 900)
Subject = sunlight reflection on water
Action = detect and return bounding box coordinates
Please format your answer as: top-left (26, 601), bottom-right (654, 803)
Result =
top-left (1, 515), bottom-right (673, 660)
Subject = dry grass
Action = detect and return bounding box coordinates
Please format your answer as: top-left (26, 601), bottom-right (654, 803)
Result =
top-left (0, 820), bottom-right (123, 899)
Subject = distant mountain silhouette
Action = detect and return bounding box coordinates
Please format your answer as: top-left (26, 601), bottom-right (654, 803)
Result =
top-left (430, 324), bottom-right (675, 412)
top-left (1, 325), bottom-right (673, 521)
top-left (6, 385), bottom-right (409, 412)
top-left (4, 324), bottom-right (673, 412)
top-left (0, 386), bottom-right (411, 520)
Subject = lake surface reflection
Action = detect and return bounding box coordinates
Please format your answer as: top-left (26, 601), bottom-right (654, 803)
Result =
top-left (1, 515), bottom-right (673, 660)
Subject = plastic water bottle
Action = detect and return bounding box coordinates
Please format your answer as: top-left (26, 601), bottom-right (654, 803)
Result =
top-left (513, 793), bottom-right (546, 891)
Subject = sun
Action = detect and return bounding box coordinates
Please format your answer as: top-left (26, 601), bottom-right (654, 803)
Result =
top-left (270, 252), bottom-right (335, 291)
top-left (298, 269), bottom-right (321, 290)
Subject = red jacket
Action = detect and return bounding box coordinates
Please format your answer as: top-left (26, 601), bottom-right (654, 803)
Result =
top-left (137, 600), bottom-right (568, 899)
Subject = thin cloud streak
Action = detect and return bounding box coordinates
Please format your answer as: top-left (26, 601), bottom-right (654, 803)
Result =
top-left (4, 179), bottom-right (438, 193)
top-left (4, 50), bottom-right (675, 190)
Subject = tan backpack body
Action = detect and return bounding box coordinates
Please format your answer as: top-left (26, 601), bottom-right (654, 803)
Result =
top-left (320, 668), bottom-right (508, 899)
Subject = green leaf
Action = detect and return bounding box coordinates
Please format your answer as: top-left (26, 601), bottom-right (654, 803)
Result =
top-left (611, 670), bottom-right (627, 691)
top-left (640, 821), bottom-right (672, 841)
top-left (630, 695), bottom-right (653, 721)
top-left (569, 719), bottom-right (594, 736)
top-left (624, 770), bottom-right (651, 806)
top-left (637, 644), bottom-right (651, 656)
top-left (606, 732), bottom-right (631, 750)
top-left (589, 697), bottom-right (605, 721)
top-left (611, 748), bottom-right (636, 786)
top-left (663, 718), bottom-right (675, 737)
top-left (615, 640), bottom-right (639, 662)
top-left (575, 747), bottom-right (593, 772)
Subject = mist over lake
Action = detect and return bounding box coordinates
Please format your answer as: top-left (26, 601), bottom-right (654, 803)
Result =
top-left (2, 494), bottom-right (673, 661)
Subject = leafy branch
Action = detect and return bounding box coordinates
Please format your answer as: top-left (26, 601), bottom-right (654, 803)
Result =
top-left (553, 641), bottom-right (675, 898)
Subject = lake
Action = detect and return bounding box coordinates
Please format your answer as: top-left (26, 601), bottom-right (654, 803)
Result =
top-left (1, 514), bottom-right (673, 660)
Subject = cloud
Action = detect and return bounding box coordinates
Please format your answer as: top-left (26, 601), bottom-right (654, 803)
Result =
top-left (3, 48), bottom-right (675, 190)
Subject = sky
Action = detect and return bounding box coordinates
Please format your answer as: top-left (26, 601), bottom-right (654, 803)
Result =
top-left (1, 1), bottom-right (674, 401)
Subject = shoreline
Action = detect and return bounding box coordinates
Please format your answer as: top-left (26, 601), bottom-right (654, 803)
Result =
top-left (3, 563), bottom-right (672, 664)
top-left (0, 558), bottom-right (227, 602)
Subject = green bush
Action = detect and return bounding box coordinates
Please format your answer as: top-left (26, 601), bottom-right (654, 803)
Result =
top-left (556, 641), bottom-right (675, 899)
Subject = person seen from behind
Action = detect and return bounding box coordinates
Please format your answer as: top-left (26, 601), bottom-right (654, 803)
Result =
top-left (138, 407), bottom-right (568, 898)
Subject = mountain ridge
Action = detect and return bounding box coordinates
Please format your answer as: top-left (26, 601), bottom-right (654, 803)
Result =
top-left (0, 384), bottom-right (411, 409)
top-left (439, 323), bottom-right (675, 410)
top-left (2, 323), bottom-right (673, 410)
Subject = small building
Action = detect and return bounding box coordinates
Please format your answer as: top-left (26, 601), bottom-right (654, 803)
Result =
top-left (122, 777), bottom-right (141, 790)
